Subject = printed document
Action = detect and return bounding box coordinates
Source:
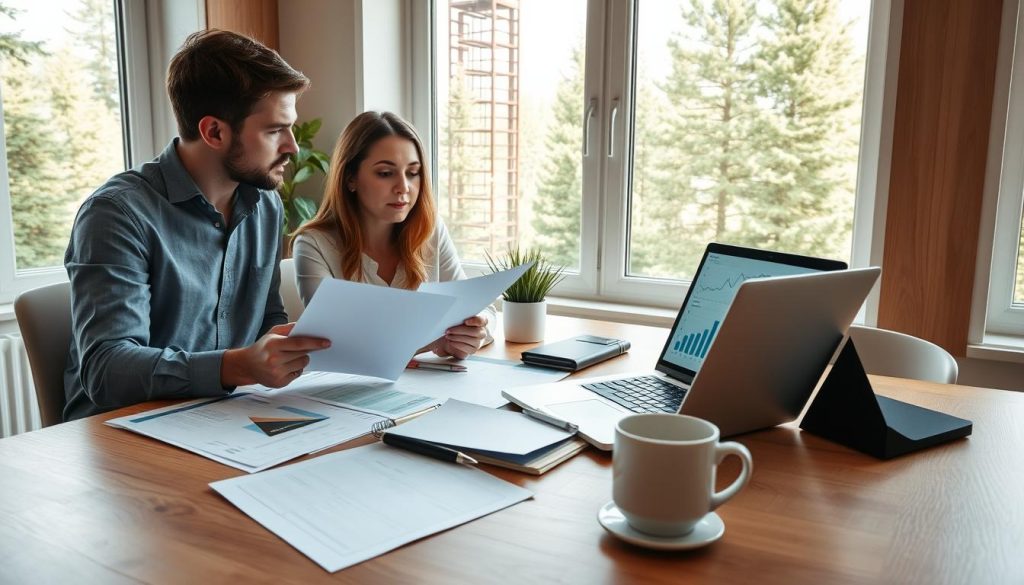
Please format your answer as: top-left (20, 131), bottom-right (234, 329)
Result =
top-left (106, 393), bottom-right (386, 473)
top-left (289, 265), bottom-right (530, 380)
top-left (264, 371), bottom-right (441, 417)
top-left (210, 443), bottom-right (533, 572)
top-left (290, 280), bottom-right (455, 380)
top-left (251, 356), bottom-right (569, 409)
top-left (417, 262), bottom-right (531, 341)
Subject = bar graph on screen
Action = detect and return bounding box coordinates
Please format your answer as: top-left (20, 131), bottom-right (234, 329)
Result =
top-left (673, 320), bottom-right (720, 358)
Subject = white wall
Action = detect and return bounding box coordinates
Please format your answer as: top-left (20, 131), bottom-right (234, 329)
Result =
top-left (357, 0), bottom-right (410, 115)
top-left (278, 0), bottom-right (416, 200)
top-left (278, 0), bottom-right (360, 163)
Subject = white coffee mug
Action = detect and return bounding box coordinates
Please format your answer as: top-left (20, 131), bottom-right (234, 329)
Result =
top-left (613, 414), bottom-right (752, 537)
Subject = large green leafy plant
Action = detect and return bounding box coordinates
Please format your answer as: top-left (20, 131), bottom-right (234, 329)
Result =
top-left (485, 245), bottom-right (566, 303)
top-left (280, 118), bottom-right (330, 231)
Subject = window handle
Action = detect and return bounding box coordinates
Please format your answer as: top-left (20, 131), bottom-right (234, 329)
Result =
top-left (583, 98), bottom-right (597, 157)
top-left (607, 98), bottom-right (620, 158)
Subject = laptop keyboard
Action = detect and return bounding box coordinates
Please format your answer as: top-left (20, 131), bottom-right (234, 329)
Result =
top-left (582, 376), bottom-right (687, 413)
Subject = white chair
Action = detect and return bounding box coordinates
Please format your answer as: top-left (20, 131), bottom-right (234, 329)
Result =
top-left (279, 258), bottom-right (305, 322)
top-left (14, 282), bottom-right (72, 427)
top-left (846, 325), bottom-right (958, 384)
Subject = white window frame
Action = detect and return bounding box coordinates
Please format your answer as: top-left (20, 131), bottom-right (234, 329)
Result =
top-left (972, 0), bottom-right (1024, 342)
top-left (0, 0), bottom-right (159, 304)
top-left (417, 0), bottom-right (899, 312)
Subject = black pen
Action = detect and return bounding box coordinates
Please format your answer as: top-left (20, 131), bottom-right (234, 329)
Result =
top-left (381, 433), bottom-right (478, 465)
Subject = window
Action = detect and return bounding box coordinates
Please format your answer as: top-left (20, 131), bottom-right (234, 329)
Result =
top-left (978, 0), bottom-right (1024, 339)
top-left (0, 0), bottom-right (142, 302)
top-left (432, 0), bottom-right (890, 307)
top-left (436, 1), bottom-right (589, 272)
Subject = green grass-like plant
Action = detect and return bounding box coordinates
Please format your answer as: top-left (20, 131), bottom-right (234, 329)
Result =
top-left (485, 245), bottom-right (566, 303)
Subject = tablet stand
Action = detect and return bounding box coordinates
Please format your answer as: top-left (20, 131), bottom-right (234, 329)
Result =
top-left (799, 339), bottom-right (972, 459)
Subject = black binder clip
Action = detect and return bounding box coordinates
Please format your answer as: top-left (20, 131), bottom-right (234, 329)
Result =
top-left (799, 339), bottom-right (972, 459)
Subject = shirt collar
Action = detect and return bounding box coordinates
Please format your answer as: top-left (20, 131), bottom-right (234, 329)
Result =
top-left (360, 253), bottom-right (408, 288)
top-left (159, 139), bottom-right (205, 204)
top-left (159, 139), bottom-right (263, 211)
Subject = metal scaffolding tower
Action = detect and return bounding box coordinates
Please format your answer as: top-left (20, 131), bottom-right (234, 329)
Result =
top-left (447, 0), bottom-right (520, 259)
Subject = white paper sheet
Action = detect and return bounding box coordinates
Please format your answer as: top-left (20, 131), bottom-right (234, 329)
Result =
top-left (266, 356), bottom-right (569, 409)
top-left (257, 371), bottom-right (441, 418)
top-left (417, 262), bottom-right (532, 340)
top-left (386, 399), bottom-right (573, 455)
top-left (210, 443), bottom-right (533, 573)
top-left (291, 279), bottom-right (456, 380)
top-left (106, 393), bottom-right (384, 473)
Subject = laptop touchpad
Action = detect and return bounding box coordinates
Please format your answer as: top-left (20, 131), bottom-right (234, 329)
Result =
top-left (547, 399), bottom-right (625, 427)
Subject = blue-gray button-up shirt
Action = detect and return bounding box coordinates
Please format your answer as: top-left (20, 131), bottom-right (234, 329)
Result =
top-left (63, 140), bottom-right (288, 421)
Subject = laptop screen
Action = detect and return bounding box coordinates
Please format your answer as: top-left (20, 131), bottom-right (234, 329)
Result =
top-left (656, 243), bottom-right (846, 382)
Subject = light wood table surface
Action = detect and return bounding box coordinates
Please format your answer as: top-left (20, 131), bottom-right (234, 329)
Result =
top-left (2, 315), bottom-right (1023, 584)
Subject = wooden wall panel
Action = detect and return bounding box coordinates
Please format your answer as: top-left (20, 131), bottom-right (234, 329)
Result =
top-left (206, 0), bottom-right (280, 51)
top-left (878, 0), bottom-right (1003, 356)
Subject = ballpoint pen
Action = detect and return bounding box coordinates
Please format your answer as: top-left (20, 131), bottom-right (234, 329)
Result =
top-left (406, 359), bottom-right (468, 372)
top-left (520, 406), bottom-right (580, 433)
top-left (381, 432), bottom-right (478, 465)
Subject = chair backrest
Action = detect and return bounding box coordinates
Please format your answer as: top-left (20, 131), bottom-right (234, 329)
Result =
top-left (14, 281), bottom-right (72, 427)
top-left (279, 258), bottom-right (304, 322)
top-left (847, 325), bottom-right (958, 384)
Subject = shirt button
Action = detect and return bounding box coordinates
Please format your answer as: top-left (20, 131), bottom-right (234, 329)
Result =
top-left (214, 222), bottom-right (221, 228)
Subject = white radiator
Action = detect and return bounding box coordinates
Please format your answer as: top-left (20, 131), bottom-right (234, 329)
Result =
top-left (0, 334), bottom-right (42, 437)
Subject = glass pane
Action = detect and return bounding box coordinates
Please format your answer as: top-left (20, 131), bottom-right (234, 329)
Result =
top-left (0, 0), bottom-right (126, 270)
top-left (1015, 213), bottom-right (1024, 304)
top-left (436, 0), bottom-right (587, 270)
top-left (629, 0), bottom-right (871, 281)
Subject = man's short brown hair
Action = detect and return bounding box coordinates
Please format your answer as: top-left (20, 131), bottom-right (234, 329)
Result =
top-left (167, 29), bottom-right (310, 141)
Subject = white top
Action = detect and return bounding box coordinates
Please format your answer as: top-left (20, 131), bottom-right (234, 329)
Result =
top-left (292, 221), bottom-right (497, 341)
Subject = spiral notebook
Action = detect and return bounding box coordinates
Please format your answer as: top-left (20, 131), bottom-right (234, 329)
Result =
top-left (382, 399), bottom-right (587, 474)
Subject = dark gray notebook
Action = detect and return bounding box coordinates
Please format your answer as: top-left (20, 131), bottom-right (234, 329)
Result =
top-left (521, 335), bottom-right (630, 372)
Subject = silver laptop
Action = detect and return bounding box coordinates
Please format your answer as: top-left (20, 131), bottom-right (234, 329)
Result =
top-left (503, 243), bottom-right (881, 449)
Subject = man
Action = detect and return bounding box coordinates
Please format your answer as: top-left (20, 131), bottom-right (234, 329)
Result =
top-left (63, 30), bottom-right (328, 421)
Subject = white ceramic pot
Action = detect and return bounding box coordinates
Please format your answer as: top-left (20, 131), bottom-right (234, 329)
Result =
top-left (503, 300), bottom-right (547, 343)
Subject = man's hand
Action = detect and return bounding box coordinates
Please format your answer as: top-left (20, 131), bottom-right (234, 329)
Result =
top-left (221, 323), bottom-right (330, 388)
top-left (432, 314), bottom-right (489, 360)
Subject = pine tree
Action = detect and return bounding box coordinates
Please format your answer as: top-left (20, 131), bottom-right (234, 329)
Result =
top-left (531, 46), bottom-right (584, 268)
top-left (47, 47), bottom-right (124, 204)
top-left (441, 64), bottom-right (477, 249)
top-left (66, 0), bottom-right (120, 111)
top-left (0, 4), bottom-right (71, 268)
top-left (655, 0), bottom-right (762, 272)
top-left (625, 65), bottom-right (685, 278)
top-left (2, 59), bottom-right (72, 268)
top-left (0, 5), bottom-right (42, 66)
top-left (746, 0), bottom-right (862, 258)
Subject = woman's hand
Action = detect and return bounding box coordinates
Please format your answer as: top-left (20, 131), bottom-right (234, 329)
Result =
top-left (432, 314), bottom-right (489, 359)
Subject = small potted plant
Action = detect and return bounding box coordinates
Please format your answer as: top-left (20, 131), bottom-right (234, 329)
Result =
top-left (280, 118), bottom-right (330, 245)
top-left (486, 245), bottom-right (566, 343)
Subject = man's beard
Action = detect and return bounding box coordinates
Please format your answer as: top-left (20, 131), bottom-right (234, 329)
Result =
top-left (224, 141), bottom-right (289, 190)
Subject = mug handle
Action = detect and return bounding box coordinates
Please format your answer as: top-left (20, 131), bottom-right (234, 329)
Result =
top-left (709, 441), bottom-right (753, 511)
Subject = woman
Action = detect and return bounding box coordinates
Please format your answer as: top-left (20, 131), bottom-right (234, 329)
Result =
top-left (292, 111), bottom-right (494, 359)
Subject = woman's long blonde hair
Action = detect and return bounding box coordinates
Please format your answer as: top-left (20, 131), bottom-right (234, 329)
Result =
top-left (296, 111), bottom-right (436, 289)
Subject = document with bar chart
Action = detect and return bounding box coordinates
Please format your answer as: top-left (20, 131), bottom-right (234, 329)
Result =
top-left (664, 252), bottom-right (815, 373)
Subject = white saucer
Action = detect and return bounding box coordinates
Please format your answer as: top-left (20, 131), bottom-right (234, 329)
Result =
top-left (597, 501), bottom-right (725, 551)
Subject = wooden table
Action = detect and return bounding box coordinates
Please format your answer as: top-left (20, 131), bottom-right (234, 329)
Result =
top-left (2, 315), bottom-right (1023, 584)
